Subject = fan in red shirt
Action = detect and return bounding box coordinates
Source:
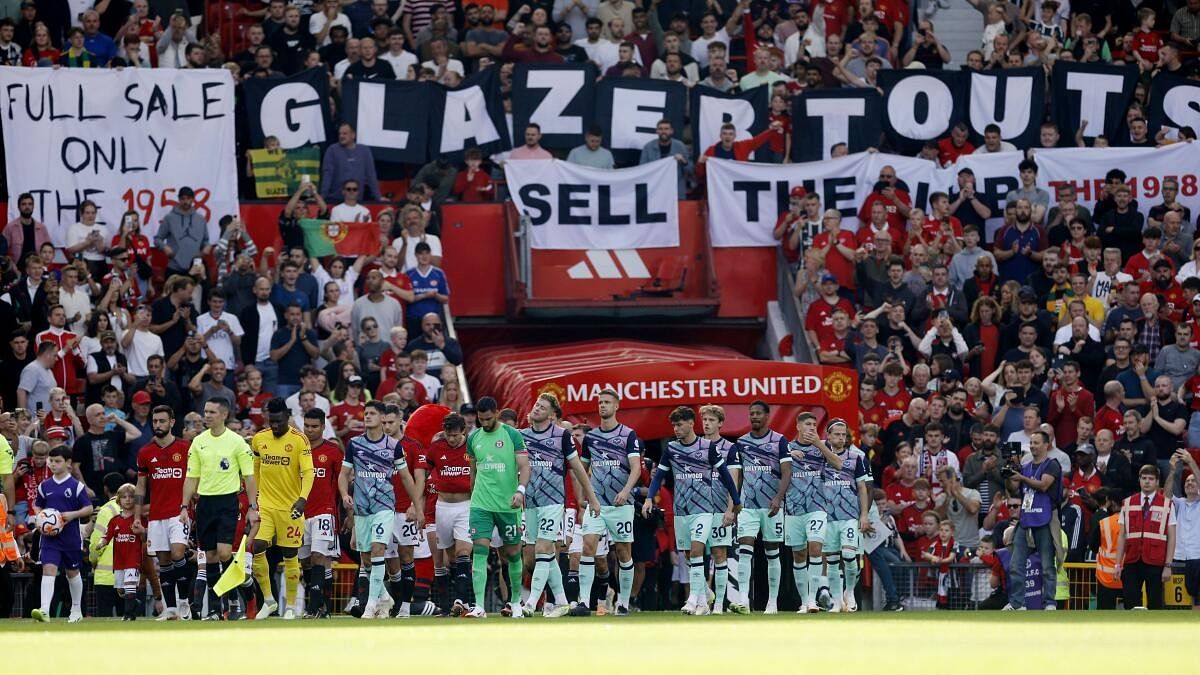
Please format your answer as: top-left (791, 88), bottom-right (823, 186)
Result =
top-left (874, 362), bottom-right (912, 419)
top-left (330, 377), bottom-right (367, 443)
top-left (936, 123), bottom-right (975, 166)
top-left (694, 122), bottom-right (782, 182)
top-left (34, 306), bottom-right (86, 398)
top-left (301, 412), bottom-right (345, 617)
top-left (1130, 23), bottom-right (1163, 66)
top-left (1066, 445), bottom-right (1103, 523)
top-left (812, 214), bottom-right (859, 290)
top-left (855, 201), bottom-right (904, 254)
top-left (101, 246), bottom-right (142, 311)
top-left (814, 0), bottom-right (851, 37)
top-left (16, 451), bottom-right (52, 526)
top-left (452, 149), bottom-right (496, 203)
top-left (134, 405), bottom-right (191, 619)
top-left (1093, 382), bottom-right (1125, 436)
top-left (1139, 259), bottom-right (1187, 322)
top-left (859, 380), bottom-right (890, 430)
top-left (96, 485), bottom-right (145, 620)
top-left (111, 214), bottom-right (152, 278)
top-left (856, 166), bottom-right (912, 232)
top-left (804, 280), bottom-right (856, 348)
top-left (897, 479), bottom-right (934, 560)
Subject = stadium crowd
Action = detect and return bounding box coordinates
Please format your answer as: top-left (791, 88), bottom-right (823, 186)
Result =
top-left (2, 0), bottom-right (1200, 620)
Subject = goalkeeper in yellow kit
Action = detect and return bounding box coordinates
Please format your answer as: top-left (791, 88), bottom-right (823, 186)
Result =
top-left (250, 397), bottom-right (314, 620)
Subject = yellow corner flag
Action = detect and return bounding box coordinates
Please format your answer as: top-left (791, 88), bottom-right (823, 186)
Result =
top-left (213, 535), bottom-right (248, 597)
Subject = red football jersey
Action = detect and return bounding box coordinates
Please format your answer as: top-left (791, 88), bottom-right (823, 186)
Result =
top-left (392, 437), bottom-right (427, 512)
top-left (136, 439), bottom-right (190, 521)
top-left (330, 401), bottom-right (366, 441)
top-left (875, 387), bottom-right (912, 419)
top-left (804, 296), bottom-right (856, 345)
top-left (239, 392), bottom-right (273, 428)
top-left (425, 439), bottom-right (473, 495)
top-left (306, 440), bottom-right (344, 518)
top-left (107, 513), bottom-right (143, 571)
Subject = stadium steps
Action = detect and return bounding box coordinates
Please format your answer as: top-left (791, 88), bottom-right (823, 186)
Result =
top-left (922, 0), bottom-right (983, 69)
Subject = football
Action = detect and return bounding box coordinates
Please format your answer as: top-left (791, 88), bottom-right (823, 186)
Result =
top-left (35, 509), bottom-right (63, 536)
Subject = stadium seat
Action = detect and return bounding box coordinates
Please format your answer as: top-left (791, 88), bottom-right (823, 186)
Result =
top-left (632, 255), bottom-right (688, 298)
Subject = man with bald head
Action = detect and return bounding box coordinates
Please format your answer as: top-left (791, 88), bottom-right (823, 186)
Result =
top-left (73, 403), bottom-right (143, 498)
top-left (1093, 429), bottom-right (1136, 498)
top-left (81, 10), bottom-right (118, 65)
top-left (406, 312), bottom-right (462, 378)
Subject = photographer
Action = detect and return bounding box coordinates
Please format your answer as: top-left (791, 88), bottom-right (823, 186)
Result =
top-left (1004, 430), bottom-right (1062, 610)
top-left (901, 19), bottom-right (950, 69)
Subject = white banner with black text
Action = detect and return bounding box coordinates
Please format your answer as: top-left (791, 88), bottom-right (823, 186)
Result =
top-left (505, 157), bottom-right (680, 250)
top-left (0, 67), bottom-right (238, 242)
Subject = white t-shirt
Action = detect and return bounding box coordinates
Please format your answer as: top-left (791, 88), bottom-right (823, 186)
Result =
top-left (309, 11), bottom-right (352, 46)
top-left (393, 234), bottom-right (443, 269)
top-left (58, 286), bottom-right (92, 334)
top-left (1092, 270), bottom-right (1132, 307)
top-left (334, 58), bottom-right (354, 80)
top-left (67, 222), bottom-right (109, 262)
top-left (381, 50), bottom-right (419, 80)
top-left (329, 203), bottom-right (372, 222)
top-left (691, 28), bottom-right (730, 67)
top-left (86, 351), bottom-right (125, 393)
top-left (196, 310), bottom-right (245, 369)
top-left (255, 302), bottom-right (277, 363)
top-left (421, 58), bottom-right (464, 77)
top-left (285, 391), bottom-right (331, 419)
top-left (125, 329), bottom-right (163, 377)
top-left (313, 265), bottom-right (359, 307)
top-left (413, 372), bottom-right (441, 402)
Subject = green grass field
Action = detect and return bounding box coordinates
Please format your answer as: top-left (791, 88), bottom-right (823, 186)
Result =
top-left (2, 613), bottom-right (1194, 672)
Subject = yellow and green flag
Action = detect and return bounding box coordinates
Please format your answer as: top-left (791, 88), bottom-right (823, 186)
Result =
top-left (300, 219), bottom-right (379, 258)
top-left (249, 147), bottom-right (320, 199)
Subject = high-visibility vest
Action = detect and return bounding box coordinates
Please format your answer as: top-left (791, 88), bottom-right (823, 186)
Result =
top-left (1095, 513), bottom-right (1122, 589)
top-left (0, 495), bottom-right (18, 564)
top-left (1120, 492), bottom-right (1171, 567)
top-left (88, 498), bottom-right (120, 586)
top-left (1055, 529), bottom-right (1070, 601)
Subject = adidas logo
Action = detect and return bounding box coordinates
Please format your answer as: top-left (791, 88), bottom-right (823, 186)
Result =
top-left (440, 455), bottom-right (447, 460)
top-left (151, 457), bottom-right (159, 463)
top-left (566, 250), bottom-right (651, 280)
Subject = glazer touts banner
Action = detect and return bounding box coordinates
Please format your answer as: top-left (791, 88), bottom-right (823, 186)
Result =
top-left (504, 157), bottom-right (680, 250)
top-left (704, 143), bottom-right (1200, 247)
top-left (338, 66), bottom-right (508, 165)
top-left (243, 67), bottom-right (332, 149)
top-left (0, 67), bottom-right (237, 243)
top-left (241, 62), bottom-right (1196, 165)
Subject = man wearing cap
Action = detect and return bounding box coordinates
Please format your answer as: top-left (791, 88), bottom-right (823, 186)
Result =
top-left (155, 187), bottom-right (212, 277)
top-left (84, 331), bottom-right (134, 406)
top-left (1067, 443), bottom-right (1103, 517)
top-left (1142, 258), bottom-right (1187, 324)
top-left (774, 186), bottom-right (810, 268)
top-left (803, 270), bottom-right (856, 354)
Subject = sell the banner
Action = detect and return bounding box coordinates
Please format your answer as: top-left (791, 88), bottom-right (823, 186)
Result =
top-left (505, 158), bottom-right (679, 250)
top-left (301, 219), bottom-right (379, 257)
top-left (0, 67), bottom-right (238, 242)
top-left (249, 147), bottom-right (320, 198)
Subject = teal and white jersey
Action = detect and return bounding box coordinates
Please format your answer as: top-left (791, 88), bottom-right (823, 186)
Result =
top-left (519, 424), bottom-right (576, 508)
top-left (782, 440), bottom-right (826, 516)
top-left (707, 437), bottom-right (739, 511)
top-left (344, 432), bottom-right (406, 516)
top-left (581, 424), bottom-right (641, 506)
top-left (821, 445), bottom-right (871, 521)
top-left (659, 437), bottom-right (728, 517)
top-left (734, 429), bottom-right (789, 509)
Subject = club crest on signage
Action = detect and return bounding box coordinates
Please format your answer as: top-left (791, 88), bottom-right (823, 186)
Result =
top-left (537, 382), bottom-right (566, 404)
top-left (823, 371), bottom-right (853, 403)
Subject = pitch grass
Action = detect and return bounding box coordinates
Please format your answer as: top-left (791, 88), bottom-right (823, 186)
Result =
top-left (2, 612), bottom-right (1194, 672)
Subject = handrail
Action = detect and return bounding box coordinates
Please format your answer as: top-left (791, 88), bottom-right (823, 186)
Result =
top-left (443, 305), bottom-right (472, 405)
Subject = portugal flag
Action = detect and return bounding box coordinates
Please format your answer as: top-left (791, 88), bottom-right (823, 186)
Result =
top-left (300, 219), bottom-right (378, 257)
top-left (249, 147), bottom-right (320, 198)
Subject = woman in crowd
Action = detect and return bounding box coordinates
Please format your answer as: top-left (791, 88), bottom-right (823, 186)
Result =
top-left (963, 296), bottom-right (1002, 379)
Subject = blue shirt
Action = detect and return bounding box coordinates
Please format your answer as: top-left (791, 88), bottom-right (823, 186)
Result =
top-left (270, 285), bottom-right (312, 313)
top-left (658, 437), bottom-right (728, 516)
top-left (84, 33), bottom-right (117, 66)
top-left (405, 266), bottom-right (449, 321)
top-left (344, 431), bottom-right (406, 515)
top-left (996, 225), bottom-right (1042, 285)
top-left (269, 326), bottom-right (318, 385)
top-left (581, 424), bottom-right (641, 506)
top-left (735, 430), bottom-right (788, 510)
top-left (520, 424), bottom-right (576, 508)
top-left (821, 446), bottom-right (870, 521)
top-left (35, 474), bottom-right (90, 549)
top-left (782, 441), bottom-right (827, 516)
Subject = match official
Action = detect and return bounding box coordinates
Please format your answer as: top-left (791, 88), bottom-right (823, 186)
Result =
top-left (179, 397), bottom-right (259, 620)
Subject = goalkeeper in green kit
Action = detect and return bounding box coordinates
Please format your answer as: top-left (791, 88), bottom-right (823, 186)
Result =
top-left (464, 397), bottom-right (531, 618)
